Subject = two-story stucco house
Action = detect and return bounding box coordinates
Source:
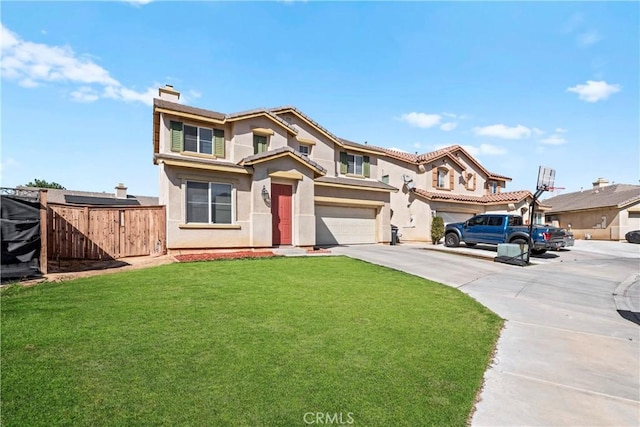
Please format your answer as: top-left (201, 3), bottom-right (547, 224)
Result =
top-left (152, 85), bottom-right (543, 253)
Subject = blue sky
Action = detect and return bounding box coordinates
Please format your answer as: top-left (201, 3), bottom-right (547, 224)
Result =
top-left (2, 1), bottom-right (638, 198)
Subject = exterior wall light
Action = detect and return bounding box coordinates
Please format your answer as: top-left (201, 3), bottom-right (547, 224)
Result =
top-left (261, 185), bottom-right (271, 205)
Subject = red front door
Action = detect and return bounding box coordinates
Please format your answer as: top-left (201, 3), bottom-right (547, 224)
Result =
top-left (271, 184), bottom-right (292, 245)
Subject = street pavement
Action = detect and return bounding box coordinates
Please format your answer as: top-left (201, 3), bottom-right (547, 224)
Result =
top-left (330, 240), bottom-right (640, 426)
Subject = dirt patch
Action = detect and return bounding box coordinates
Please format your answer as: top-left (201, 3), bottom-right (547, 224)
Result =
top-left (175, 251), bottom-right (277, 262)
top-left (47, 259), bottom-right (130, 274)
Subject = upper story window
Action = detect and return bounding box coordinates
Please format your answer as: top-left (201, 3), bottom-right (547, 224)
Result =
top-left (433, 167), bottom-right (452, 190)
top-left (186, 181), bottom-right (233, 224)
top-left (488, 180), bottom-right (498, 194)
top-left (253, 135), bottom-right (268, 154)
top-left (339, 152), bottom-right (370, 177)
top-left (170, 120), bottom-right (224, 157)
top-left (299, 144), bottom-right (311, 156)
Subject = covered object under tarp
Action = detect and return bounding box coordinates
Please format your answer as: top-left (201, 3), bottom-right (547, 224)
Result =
top-left (1, 195), bottom-right (42, 280)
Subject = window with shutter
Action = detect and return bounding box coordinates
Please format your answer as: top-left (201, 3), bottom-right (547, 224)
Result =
top-left (340, 152), bottom-right (348, 174)
top-left (214, 129), bottom-right (225, 157)
top-left (170, 121), bottom-right (183, 152)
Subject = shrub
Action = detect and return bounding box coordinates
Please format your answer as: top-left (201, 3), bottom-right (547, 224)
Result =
top-left (431, 216), bottom-right (445, 244)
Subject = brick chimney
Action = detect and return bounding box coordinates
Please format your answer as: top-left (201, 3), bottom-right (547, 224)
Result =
top-left (115, 183), bottom-right (127, 199)
top-left (592, 178), bottom-right (610, 189)
top-left (158, 84), bottom-right (180, 102)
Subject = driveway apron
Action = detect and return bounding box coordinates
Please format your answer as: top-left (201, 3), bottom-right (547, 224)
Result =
top-left (331, 243), bottom-right (640, 426)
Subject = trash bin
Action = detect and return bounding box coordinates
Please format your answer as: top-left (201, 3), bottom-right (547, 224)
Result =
top-left (391, 225), bottom-right (399, 245)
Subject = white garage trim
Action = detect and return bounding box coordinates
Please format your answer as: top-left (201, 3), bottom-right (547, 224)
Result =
top-left (314, 196), bottom-right (384, 207)
top-left (316, 205), bottom-right (377, 245)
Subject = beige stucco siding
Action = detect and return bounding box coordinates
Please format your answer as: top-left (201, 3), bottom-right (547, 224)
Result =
top-left (161, 165), bottom-right (254, 249)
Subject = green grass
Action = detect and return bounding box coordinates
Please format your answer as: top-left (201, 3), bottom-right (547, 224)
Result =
top-left (1, 257), bottom-right (502, 426)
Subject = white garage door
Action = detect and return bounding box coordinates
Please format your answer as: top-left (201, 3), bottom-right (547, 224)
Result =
top-left (316, 205), bottom-right (376, 245)
top-left (437, 211), bottom-right (475, 225)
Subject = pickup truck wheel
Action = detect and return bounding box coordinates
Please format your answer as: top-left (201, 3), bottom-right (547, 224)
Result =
top-left (445, 233), bottom-right (460, 247)
top-left (531, 249), bottom-right (547, 255)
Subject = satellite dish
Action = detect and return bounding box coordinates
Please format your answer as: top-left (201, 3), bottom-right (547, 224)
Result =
top-left (406, 181), bottom-right (416, 190)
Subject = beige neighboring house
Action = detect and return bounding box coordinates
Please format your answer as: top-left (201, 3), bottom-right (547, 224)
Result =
top-left (543, 178), bottom-right (640, 241)
top-left (152, 85), bottom-right (542, 253)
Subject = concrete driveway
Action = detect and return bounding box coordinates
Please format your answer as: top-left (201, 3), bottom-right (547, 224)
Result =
top-left (330, 241), bottom-right (640, 426)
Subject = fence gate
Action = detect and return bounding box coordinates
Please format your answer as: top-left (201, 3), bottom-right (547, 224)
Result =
top-left (48, 204), bottom-right (166, 260)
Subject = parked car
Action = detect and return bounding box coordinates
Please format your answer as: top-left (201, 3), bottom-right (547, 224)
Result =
top-left (546, 225), bottom-right (574, 249)
top-left (444, 214), bottom-right (566, 255)
top-left (625, 230), bottom-right (640, 244)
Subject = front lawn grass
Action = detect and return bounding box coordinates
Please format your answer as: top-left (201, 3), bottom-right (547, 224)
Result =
top-left (1, 257), bottom-right (502, 426)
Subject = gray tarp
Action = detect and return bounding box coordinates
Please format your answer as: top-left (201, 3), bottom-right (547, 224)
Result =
top-left (1, 196), bottom-right (41, 280)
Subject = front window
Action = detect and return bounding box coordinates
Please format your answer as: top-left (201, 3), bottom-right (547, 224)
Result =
top-left (437, 169), bottom-right (448, 188)
top-left (186, 181), bottom-right (233, 224)
top-left (488, 181), bottom-right (498, 194)
top-left (347, 154), bottom-right (363, 175)
top-left (184, 125), bottom-right (213, 155)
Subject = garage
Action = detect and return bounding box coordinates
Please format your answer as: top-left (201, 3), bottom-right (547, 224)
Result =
top-left (436, 211), bottom-right (475, 225)
top-left (315, 205), bottom-right (376, 245)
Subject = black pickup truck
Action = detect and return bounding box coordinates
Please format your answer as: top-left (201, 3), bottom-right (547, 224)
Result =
top-left (444, 214), bottom-right (566, 255)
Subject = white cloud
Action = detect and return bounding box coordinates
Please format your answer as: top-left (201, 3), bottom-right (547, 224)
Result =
top-left (461, 144), bottom-right (507, 156)
top-left (577, 30), bottom-right (602, 47)
top-left (0, 23), bottom-right (159, 106)
top-left (124, 0), bottom-right (154, 5)
top-left (555, 128), bottom-right (568, 133)
top-left (567, 80), bottom-right (621, 102)
top-left (400, 112), bottom-right (442, 128)
top-left (442, 112), bottom-right (457, 118)
top-left (532, 127), bottom-right (544, 136)
top-left (541, 135), bottom-right (567, 145)
top-left (440, 122), bottom-right (457, 131)
top-left (473, 124), bottom-right (532, 140)
top-left (70, 86), bottom-right (100, 103)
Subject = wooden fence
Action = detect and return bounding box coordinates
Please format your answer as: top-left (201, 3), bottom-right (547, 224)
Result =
top-left (48, 204), bottom-right (166, 260)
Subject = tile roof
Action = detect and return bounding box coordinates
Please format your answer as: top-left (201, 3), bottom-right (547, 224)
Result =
top-left (543, 184), bottom-right (640, 213)
top-left (315, 176), bottom-right (398, 192)
top-left (269, 106), bottom-right (341, 143)
top-left (240, 146), bottom-right (327, 174)
top-left (155, 153), bottom-right (249, 172)
top-left (412, 188), bottom-right (533, 205)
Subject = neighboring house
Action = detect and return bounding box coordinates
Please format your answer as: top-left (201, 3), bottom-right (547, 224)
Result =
top-left (543, 178), bottom-right (640, 241)
top-left (152, 85), bottom-right (542, 252)
top-left (19, 183), bottom-right (159, 206)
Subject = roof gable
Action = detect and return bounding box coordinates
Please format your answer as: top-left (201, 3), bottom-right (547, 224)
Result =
top-left (239, 146), bottom-right (327, 177)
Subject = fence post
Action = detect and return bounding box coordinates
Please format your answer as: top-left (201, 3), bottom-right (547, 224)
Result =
top-left (39, 189), bottom-right (48, 275)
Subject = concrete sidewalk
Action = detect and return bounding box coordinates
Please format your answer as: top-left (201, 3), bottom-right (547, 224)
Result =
top-left (331, 243), bottom-right (640, 426)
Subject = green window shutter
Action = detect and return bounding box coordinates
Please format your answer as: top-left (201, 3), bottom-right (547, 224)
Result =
top-left (214, 129), bottom-right (225, 157)
top-left (340, 152), bottom-right (348, 174)
top-left (170, 121), bottom-right (183, 152)
top-left (363, 156), bottom-right (370, 178)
